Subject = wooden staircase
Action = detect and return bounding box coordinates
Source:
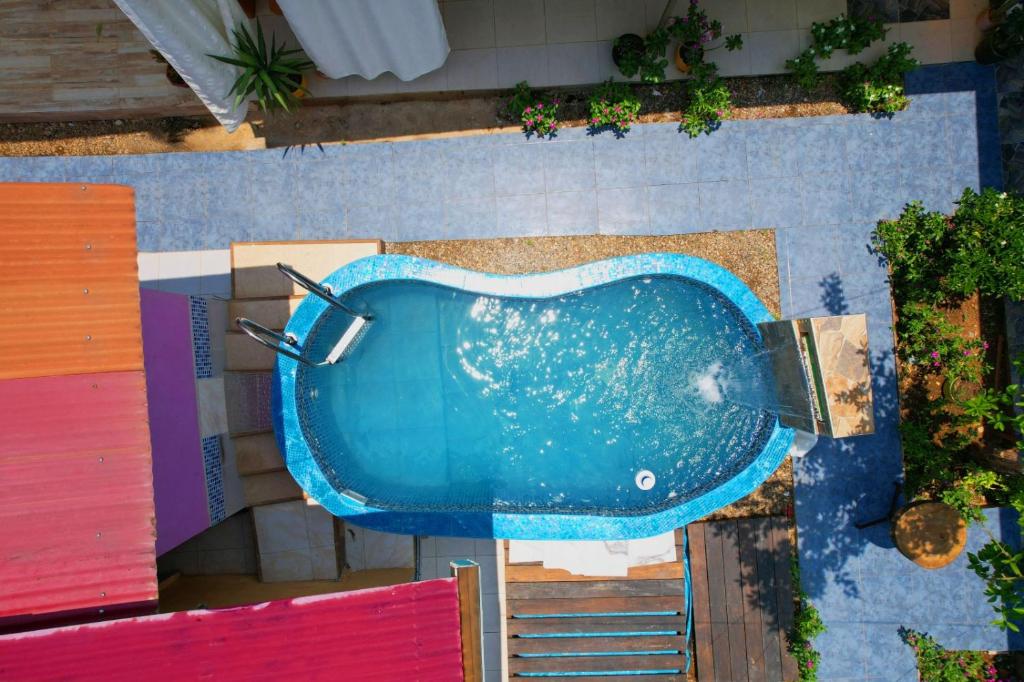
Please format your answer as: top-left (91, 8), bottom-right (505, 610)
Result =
top-left (504, 531), bottom-right (691, 681)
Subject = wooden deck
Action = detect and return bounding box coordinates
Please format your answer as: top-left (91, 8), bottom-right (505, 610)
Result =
top-left (688, 517), bottom-right (798, 682)
top-left (504, 517), bottom-right (798, 681)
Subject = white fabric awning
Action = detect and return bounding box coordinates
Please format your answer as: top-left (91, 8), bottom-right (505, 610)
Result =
top-left (277, 0), bottom-right (449, 81)
top-left (114, 0), bottom-right (252, 131)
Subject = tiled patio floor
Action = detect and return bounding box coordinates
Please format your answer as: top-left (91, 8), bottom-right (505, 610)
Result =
top-left (0, 61), bottom-right (1015, 679)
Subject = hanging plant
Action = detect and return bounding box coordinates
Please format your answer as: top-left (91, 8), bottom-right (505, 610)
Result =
top-left (209, 19), bottom-right (314, 113)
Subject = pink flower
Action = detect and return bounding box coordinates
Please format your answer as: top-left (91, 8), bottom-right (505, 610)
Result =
top-left (716, 109), bottom-right (724, 117)
top-left (807, 660), bottom-right (814, 669)
top-left (983, 341), bottom-right (990, 350)
top-left (524, 106), bottom-right (532, 114)
top-left (553, 98), bottom-right (561, 105)
top-left (930, 351), bottom-right (940, 358)
top-left (536, 102), bottom-right (544, 109)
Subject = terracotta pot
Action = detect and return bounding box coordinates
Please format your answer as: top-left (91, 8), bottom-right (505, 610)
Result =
top-left (675, 45), bottom-right (704, 74)
top-left (288, 73), bottom-right (309, 99)
top-left (941, 375), bottom-right (981, 402)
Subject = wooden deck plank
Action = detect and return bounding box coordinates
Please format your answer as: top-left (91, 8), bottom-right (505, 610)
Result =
top-left (752, 518), bottom-right (784, 682)
top-left (737, 520), bottom-right (766, 682)
top-left (702, 520), bottom-right (732, 682)
top-left (770, 518), bottom-right (799, 681)
top-left (506, 579), bottom-right (685, 600)
top-left (507, 616), bottom-right (683, 636)
top-left (717, 521), bottom-right (749, 681)
top-left (687, 524), bottom-right (715, 682)
top-left (508, 635), bottom-right (686, 655)
top-left (527, 676), bottom-right (684, 682)
top-left (507, 595), bottom-right (683, 616)
top-left (509, 653), bottom-right (687, 674)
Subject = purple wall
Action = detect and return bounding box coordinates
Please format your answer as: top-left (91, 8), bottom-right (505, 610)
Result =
top-left (140, 288), bottom-right (207, 555)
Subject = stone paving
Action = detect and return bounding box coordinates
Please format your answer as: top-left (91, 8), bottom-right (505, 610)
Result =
top-left (0, 60), bottom-right (1016, 680)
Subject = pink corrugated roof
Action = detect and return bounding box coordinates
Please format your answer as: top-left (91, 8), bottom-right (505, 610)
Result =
top-left (0, 183), bottom-right (156, 629)
top-left (0, 579), bottom-right (464, 681)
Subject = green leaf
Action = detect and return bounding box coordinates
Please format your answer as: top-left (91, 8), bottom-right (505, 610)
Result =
top-left (255, 20), bottom-right (268, 64)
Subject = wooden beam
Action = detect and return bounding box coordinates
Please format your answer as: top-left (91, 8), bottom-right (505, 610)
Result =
top-left (687, 524), bottom-right (715, 681)
top-left (452, 560), bottom-right (484, 682)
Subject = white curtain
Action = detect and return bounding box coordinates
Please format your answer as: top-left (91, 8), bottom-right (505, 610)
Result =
top-left (114, 0), bottom-right (252, 131)
top-left (276, 0), bottom-right (449, 81)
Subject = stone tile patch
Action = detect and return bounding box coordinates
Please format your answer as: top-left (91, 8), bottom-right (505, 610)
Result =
top-left (810, 314), bottom-right (875, 437)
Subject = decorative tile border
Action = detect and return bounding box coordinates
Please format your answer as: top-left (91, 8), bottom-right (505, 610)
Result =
top-left (274, 253), bottom-right (795, 539)
top-left (201, 435), bottom-right (226, 524)
top-left (189, 295), bottom-right (212, 380)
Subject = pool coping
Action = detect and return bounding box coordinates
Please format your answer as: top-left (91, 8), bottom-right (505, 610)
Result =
top-left (273, 253), bottom-right (795, 539)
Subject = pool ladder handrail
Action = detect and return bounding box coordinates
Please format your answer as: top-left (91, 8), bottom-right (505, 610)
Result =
top-left (276, 262), bottom-right (371, 320)
top-left (235, 317), bottom-right (315, 366)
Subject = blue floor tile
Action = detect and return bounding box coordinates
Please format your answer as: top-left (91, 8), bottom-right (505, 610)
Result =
top-left (496, 194), bottom-right (547, 236)
top-left (543, 140), bottom-right (595, 193)
top-left (642, 127), bottom-right (699, 186)
top-left (802, 173), bottom-right (852, 225)
top-left (746, 124), bottom-right (802, 179)
top-left (444, 196), bottom-right (497, 238)
top-left (844, 118), bottom-right (899, 176)
top-left (749, 176), bottom-right (802, 228)
top-left (797, 124), bottom-right (848, 176)
top-left (896, 116), bottom-right (951, 170)
top-left (696, 126), bottom-right (748, 182)
top-left (597, 187), bottom-right (648, 234)
top-left (492, 143), bottom-right (544, 196)
top-left (391, 201), bottom-right (445, 240)
top-left (647, 183), bottom-right (701, 235)
top-left (594, 135), bottom-right (646, 189)
top-left (445, 145), bottom-right (495, 199)
top-left (546, 190), bottom-right (597, 235)
top-left (698, 180), bottom-right (750, 230)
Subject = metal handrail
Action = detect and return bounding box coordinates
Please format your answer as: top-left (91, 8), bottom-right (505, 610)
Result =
top-left (277, 262), bottom-right (368, 319)
top-left (235, 317), bottom-right (314, 366)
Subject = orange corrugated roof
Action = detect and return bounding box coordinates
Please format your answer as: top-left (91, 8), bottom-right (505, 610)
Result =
top-left (0, 183), bottom-right (143, 380)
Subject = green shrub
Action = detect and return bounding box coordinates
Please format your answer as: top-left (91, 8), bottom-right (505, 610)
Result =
top-left (786, 14), bottom-right (887, 90)
top-left (900, 416), bottom-right (956, 499)
top-left (893, 301), bottom-right (988, 383)
top-left (941, 468), bottom-right (1003, 525)
top-left (588, 80), bottom-right (642, 133)
top-left (872, 201), bottom-right (952, 304)
top-left (505, 81), bottom-right (560, 137)
top-left (788, 557), bottom-right (826, 680)
top-left (614, 28), bottom-right (670, 83)
top-left (898, 627), bottom-right (990, 680)
top-left (785, 50), bottom-right (821, 90)
top-left (839, 42), bottom-right (918, 113)
top-left (679, 63), bottom-right (734, 137)
top-left (944, 188), bottom-right (1024, 300)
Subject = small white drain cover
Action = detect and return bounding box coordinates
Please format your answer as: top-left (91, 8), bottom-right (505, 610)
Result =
top-left (635, 470), bottom-right (656, 490)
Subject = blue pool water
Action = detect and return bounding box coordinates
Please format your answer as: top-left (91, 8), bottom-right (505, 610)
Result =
top-left (294, 273), bottom-right (776, 516)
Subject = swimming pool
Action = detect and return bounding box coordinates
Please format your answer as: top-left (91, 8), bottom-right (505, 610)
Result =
top-left (274, 254), bottom-right (794, 539)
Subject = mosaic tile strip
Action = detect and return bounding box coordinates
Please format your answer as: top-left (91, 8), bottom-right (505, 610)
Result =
top-left (189, 295), bottom-right (212, 380)
top-left (224, 371), bottom-right (273, 435)
top-left (201, 435), bottom-right (226, 524)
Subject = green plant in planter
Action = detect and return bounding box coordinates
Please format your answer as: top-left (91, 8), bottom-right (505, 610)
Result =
top-left (613, 28), bottom-right (670, 83)
top-left (667, 0), bottom-right (742, 67)
top-left (839, 42), bottom-right (918, 113)
top-left (898, 627), bottom-right (990, 679)
top-left (587, 80), bottom-right (642, 133)
top-left (786, 14), bottom-right (888, 89)
top-left (788, 556), bottom-right (826, 681)
top-left (944, 188), bottom-right (1024, 301)
top-left (505, 81), bottom-right (561, 138)
top-left (209, 20), bottom-right (313, 113)
top-left (679, 62), bottom-right (733, 137)
top-left (892, 301), bottom-right (989, 383)
top-left (976, 5), bottom-right (1024, 64)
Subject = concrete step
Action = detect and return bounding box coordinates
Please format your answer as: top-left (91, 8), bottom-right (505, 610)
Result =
top-left (224, 371), bottom-right (273, 436)
top-left (243, 470), bottom-right (304, 506)
top-left (231, 240), bottom-right (381, 299)
top-left (234, 432), bottom-right (285, 476)
top-left (225, 331), bottom-right (275, 371)
top-left (228, 296), bottom-right (304, 332)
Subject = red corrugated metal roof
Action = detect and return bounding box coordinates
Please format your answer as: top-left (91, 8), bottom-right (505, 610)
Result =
top-left (0, 183), bottom-right (156, 629)
top-left (0, 578), bottom-right (464, 681)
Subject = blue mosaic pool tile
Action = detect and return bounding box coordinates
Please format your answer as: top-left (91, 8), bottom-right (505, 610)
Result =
top-left (543, 140), bottom-right (596, 193)
top-left (646, 183), bottom-right (701, 234)
top-left (546, 190), bottom-right (597, 235)
top-left (597, 187), bottom-right (648, 234)
top-left (444, 145), bottom-right (495, 200)
top-left (593, 135), bottom-right (646, 189)
top-left (696, 125), bottom-right (748, 182)
top-left (642, 128), bottom-right (699, 186)
top-left (492, 144), bottom-right (543, 197)
top-left (201, 435), bottom-right (226, 524)
top-left (496, 194), bottom-right (548, 236)
top-left (748, 176), bottom-right (802, 228)
top-left (444, 196), bottom-right (497, 238)
top-left (801, 172), bottom-right (852, 225)
top-left (189, 295), bottom-right (212, 379)
top-left (698, 180), bottom-right (750, 230)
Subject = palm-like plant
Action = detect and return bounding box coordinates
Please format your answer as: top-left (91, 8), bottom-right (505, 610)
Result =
top-left (209, 20), bottom-right (314, 113)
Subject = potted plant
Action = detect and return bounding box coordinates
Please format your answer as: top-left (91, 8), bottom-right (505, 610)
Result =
top-left (150, 49), bottom-right (187, 88)
top-left (612, 33), bottom-right (645, 73)
top-left (976, 4), bottom-right (1024, 64)
top-left (209, 19), bottom-right (314, 113)
top-left (612, 28), bottom-right (670, 83)
top-left (667, 1), bottom-right (743, 74)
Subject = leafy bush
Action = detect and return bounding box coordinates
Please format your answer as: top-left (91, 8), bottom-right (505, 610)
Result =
top-left (668, 0), bottom-right (742, 61)
top-left (588, 80), bottom-right (642, 133)
top-left (785, 14), bottom-right (888, 90)
top-left (788, 557), bottom-right (826, 680)
top-left (614, 28), bottom-right (670, 83)
top-left (944, 188), bottom-right (1024, 300)
top-left (898, 627), bottom-right (992, 680)
top-left (839, 42), bottom-right (918, 113)
top-left (505, 81), bottom-right (560, 138)
top-left (941, 468), bottom-right (1004, 525)
top-left (969, 534), bottom-right (1024, 633)
top-left (679, 62), bottom-right (733, 137)
top-left (894, 301), bottom-right (988, 383)
top-left (900, 416), bottom-right (957, 499)
top-left (873, 189), bottom-right (1024, 304)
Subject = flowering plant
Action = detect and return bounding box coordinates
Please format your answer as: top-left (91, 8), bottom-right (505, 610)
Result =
top-left (898, 627), bottom-right (994, 680)
top-left (679, 62), bottom-right (733, 137)
top-left (788, 556), bottom-right (826, 681)
top-left (588, 80), bottom-right (642, 133)
top-left (839, 42), bottom-right (917, 113)
top-left (786, 13), bottom-right (888, 90)
top-left (505, 81), bottom-right (560, 138)
top-left (668, 0), bottom-right (743, 64)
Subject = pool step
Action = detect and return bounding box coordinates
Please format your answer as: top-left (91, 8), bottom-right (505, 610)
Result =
top-left (231, 240), bottom-right (381, 299)
top-left (228, 297), bottom-right (303, 332)
top-left (234, 432), bottom-right (285, 476)
top-left (225, 331), bottom-right (275, 371)
top-left (242, 470), bottom-right (304, 506)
